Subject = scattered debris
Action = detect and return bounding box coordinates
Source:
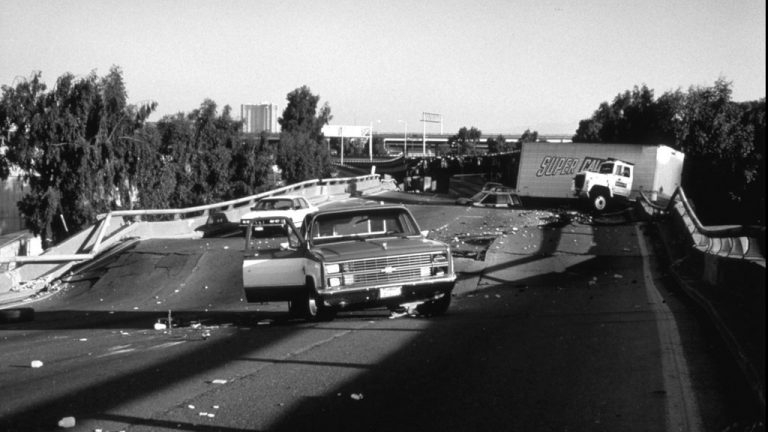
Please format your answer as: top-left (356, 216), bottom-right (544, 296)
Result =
top-left (388, 301), bottom-right (423, 319)
top-left (57, 416), bottom-right (76, 428)
top-left (350, 393), bottom-right (364, 401)
top-left (209, 379), bottom-right (228, 385)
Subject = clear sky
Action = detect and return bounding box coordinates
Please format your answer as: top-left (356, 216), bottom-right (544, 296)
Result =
top-left (1, 0), bottom-right (765, 135)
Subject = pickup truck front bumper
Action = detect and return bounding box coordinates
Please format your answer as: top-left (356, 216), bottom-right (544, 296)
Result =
top-left (318, 277), bottom-right (456, 309)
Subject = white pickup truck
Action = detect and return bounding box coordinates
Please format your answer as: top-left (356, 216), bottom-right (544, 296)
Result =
top-left (571, 158), bottom-right (634, 212)
top-left (241, 205), bottom-right (457, 321)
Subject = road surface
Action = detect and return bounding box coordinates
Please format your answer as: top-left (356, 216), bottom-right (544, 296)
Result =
top-left (0, 195), bottom-right (761, 431)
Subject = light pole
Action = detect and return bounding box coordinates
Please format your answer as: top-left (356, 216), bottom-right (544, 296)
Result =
top-left (398, 120), bottom-right (407, 157)
top-left (368, 119), bottom-right (380, 161)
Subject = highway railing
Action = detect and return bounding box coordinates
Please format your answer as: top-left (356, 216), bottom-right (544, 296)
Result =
top-left (638, 186), bottom-right (764, 261)
top-left (0, 174), bottom-right (381, 289)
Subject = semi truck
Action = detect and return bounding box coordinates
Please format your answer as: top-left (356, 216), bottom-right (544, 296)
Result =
top-left (514, 142), bottom-right (684, 204)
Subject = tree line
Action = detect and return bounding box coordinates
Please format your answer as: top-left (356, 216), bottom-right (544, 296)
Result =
top-left (2, 69), bottom-right (764, 245)
top-left (572, 78), bottom-right (764, 225)
top-left (0, 68), bottom-right (330, 245)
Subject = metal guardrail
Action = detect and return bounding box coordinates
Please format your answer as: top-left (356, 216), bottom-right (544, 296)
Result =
top-left (1, 174), bottom-right (381, 265)
top-left (638, 187), bottom-right (764, 260)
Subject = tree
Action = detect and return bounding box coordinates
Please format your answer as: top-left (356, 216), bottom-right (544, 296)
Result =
top-left (676, 79), bottom-right (760, 222)
top-left (1, 68), bottom-right (156, 245)
top-left (152, 100), bottom-right (243, 207)
top-left (518, 129), bottom-right (539, 144)
top-left (486, 134), bottom-right (513, 153)
top-left (277, 86), bottom-right (332, 183)
top-left (448, 126), bottom-right (482, 155)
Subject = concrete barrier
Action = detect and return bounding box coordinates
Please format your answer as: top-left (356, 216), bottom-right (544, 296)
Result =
top-left (637, 187), bottom-right (765, 411)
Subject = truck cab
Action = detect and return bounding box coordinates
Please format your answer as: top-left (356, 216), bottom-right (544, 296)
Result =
top-left (572, 159), bottom-right (634, 212)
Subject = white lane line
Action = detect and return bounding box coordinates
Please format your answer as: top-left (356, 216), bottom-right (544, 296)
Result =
top-left (97, 348), bottom-right (136, 358)
top-left (636, 224), bottom-right (702, 432)
top-left (149, 341), bottom-right (187, 350)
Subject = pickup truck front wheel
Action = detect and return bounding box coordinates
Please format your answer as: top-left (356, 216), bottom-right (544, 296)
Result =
top-left (289, 283), bottom-right (336, 322)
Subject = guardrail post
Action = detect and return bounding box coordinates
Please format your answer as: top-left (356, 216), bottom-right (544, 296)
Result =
top-left (91, 214), bottom-right (112, 255)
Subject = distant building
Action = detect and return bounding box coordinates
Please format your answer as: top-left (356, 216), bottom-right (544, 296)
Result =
top-left (241, 103), bottom-right (280, 133)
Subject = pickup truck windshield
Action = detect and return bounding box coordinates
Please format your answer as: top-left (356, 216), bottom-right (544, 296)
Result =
top-left (308, 209), bottom-right (419, 245)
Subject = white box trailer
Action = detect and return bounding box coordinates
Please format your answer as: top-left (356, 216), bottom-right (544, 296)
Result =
top-left (515, 142), bottom-right (684, 200)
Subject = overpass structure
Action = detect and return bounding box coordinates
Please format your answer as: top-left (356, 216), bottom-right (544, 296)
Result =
top-left (242, 131), bottom-right (573, 157)
top-left (0, 173), bottom-right (764, 416)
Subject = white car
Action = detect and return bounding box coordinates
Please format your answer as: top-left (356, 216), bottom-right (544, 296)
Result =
top-left (239, 195), bottom-right (318, 228)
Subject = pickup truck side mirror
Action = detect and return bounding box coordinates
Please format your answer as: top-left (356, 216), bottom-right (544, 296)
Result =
top-left (421, 230), bottom-right (430, 237)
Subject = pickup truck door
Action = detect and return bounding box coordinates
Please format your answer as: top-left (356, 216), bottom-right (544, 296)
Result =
top-left (243, 248), bottom-right (306, 283)
top-left (242, 221), bottom-right (313, 302)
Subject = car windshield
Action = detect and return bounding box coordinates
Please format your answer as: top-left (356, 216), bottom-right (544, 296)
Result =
top-left (244, 218), bottom-right (300, 251)
top-left (308, 209), bottom-right (419, 245)
top-left (253, 199), bottom-right (294, 210)
top-left (481, 182), bottom-right (504, 191)
top-left (207, 213), bottom-right (227, 224)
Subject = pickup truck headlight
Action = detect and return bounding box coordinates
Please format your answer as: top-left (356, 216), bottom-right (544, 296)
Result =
top-left (328, 277), bottom-right (341, 287)
top-left (325, 264), bottom-right (340, 274)
top-left (432, 254), bottom-right (448, 263)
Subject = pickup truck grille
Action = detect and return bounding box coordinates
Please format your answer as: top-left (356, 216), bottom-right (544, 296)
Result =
top-left (326, 252), bottom-right (450, 290)
top-left (345, 254), bottom-right (432, 272)
top-left (352, 267), bottom-right (422, 285)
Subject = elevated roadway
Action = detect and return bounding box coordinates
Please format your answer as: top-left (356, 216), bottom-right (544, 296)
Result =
top-left (0, 193), bottom-right (762, 431)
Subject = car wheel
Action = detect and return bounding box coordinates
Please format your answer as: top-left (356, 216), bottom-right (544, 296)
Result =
top-left (289, 287), bottom-right (336, 322)
top-left (0, 307), bottom-right (34, 324)
top-left (416, 293), bottom-right (451, 317)
top-left (590, 191), bottom-right (608, 212)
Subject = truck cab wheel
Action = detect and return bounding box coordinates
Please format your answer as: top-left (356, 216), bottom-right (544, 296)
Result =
top-left (591, 191), bottom-right (608, 212)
